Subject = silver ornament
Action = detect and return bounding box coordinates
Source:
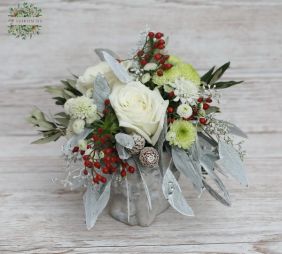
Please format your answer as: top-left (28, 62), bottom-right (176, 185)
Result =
top-left (128, 134), bottom-right (146, 155)
top-left (139, 147), bottom-right (159, 168)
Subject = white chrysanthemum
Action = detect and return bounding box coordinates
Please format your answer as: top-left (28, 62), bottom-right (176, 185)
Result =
top-left (171, 77), bottom-right (199, 103)
top-left (64, 96), bottom-right (98, 122)
top-left (177, 104), bottom-right (193, 118)
top-left (72, 119), bottom-right (85, 134)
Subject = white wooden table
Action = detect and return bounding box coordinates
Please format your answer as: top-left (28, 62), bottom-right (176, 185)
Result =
top-left (0, 0), bottom-right (282, 253)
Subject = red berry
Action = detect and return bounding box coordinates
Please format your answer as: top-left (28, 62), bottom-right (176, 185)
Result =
top-left (93, 177), bottom-right (99, 184)
top-left (72, 146), bottom-right (79, 153)
top-left (168, 91), bottom-right (175, 98)
top-left (102, 167), bottom-right (109, 174)
top-left (98, 128), bottom-right (103, 134)
top-left (158, 39), bottom-right (165, 44)
top-left (157, 69), bottom-right (163, 76)
top-left (148, 32), bottom-right (155, 38)
top-left (83, 155), bottom-right (90, 161)
top-left (84, 160), bottom-right (93, 168)
top-left (93, 161), bottom-right (101, 169)
top-left (199, 118), bottom-right (207, 125)
top-left (197, 97), bottom-right (203, 103)
top-left (163, 55), bottom-right (170, 60)
top-left (154, 53), bottom-right (162, 61)
top-left (140, 59), bottom-right (147, 66)
top-left (155, 32), bottom-right (163, 39)
top-left (144, 54), bottom-right (150, 61)
top-left (92, 135), bottom-right (99, 142)
top-left (100, 137), bottom-right (106, 144)
top-left (206, 97), bottom-right (212, 103)
top-left (103, 109), bottom-right (109, 115)
top-left (121, 169), bottom-right (127, 177)
top-left (100, 177), bottom-right (107, 184)
top-left (87, 144), bottom-right (91, 149)
top-left (137, 50), bottom-right (144, 57)
top-left (167, 107), bottom-right (174, 113)
top-left (203, 103), bottom-right (210, 110)
top-left (104, 99), bottom-right (110, 105)
top-left (83, 169), bottom-right (88, 175)
top-left (103, 148), bottom-right (113, 155)
top-left (158, 44), bottom-right (165, 49)
top-left (111, 167), bottom-right (117, 173)
top-left (162, 63), bottom-right (173, 70)
top-left (127, 166), bottom-right (135, 174)
top-left (159, 58), bottom-right (166, 64)
top-left (80, 150), bottom-right (85, 155)
top-left (104, 134), bottom-right (111, 140)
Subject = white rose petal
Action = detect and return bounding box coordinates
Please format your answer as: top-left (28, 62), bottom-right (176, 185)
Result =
top-left (109, 81), bottom-right (169, 145)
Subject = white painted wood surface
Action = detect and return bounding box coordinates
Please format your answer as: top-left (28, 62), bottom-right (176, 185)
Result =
top-left (0, 0), bottom-right (281, 253)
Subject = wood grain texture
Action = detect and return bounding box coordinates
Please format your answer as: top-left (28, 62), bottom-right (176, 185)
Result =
top-left (0, 0), bottom-right (281, 253)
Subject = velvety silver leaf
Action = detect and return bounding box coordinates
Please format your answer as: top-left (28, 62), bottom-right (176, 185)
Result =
top-left (134, 159), bottom-right (153, 210)
top-left (93, 74), bottom-right (111, 114)
top-left (216, 141), bottom-right (248, 186)
top-left (172, 147), bottom-right (203, 193)
top-left (115, 133), bottom-right (135, 149)
top-left (83, 180), bottom-right (111, 230)
top-left (116, 143), bottom-right (131, 160)
top-left (162, 168), bottom-right (194, 216)
top-left (103, 51), bottom-right (132, 83)
top-left (198, 132), bottom-right (218, 149)
top-left (62, 129), bottom-right (92, 156)
top-left (125, 176), bottom-right (131, 223)
top-left (94, 48), bottom-right (119, 61)
top-left (156, 115), bottom-right (167, 175)
top-left (224, 121), bottom-right (248, 138)
top-left (203, 180), bottom-right (231, 206)
top-left (200, 152), bottom-right (231, 206)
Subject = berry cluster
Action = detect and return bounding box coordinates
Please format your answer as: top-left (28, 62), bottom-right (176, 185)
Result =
top-left (164, 94), bottom-right (213, 126)
top-left (71, 99), bottom-right (136, 185)
top-left (136, 31), bottom-right (173, 77)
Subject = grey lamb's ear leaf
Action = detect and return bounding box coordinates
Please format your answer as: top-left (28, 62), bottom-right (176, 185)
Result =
top-left (203, 180), bottom-right (231, 207)
top-left (172, 146), bottom-right (203, 193)
top-left (94, 48), bottom-right (119, 61)
top-left (115, 143), bottom-right (131, 160)
top-left (103, 51), bottom-right (132, 83)
top-left (62, 128), bottom-right (92, 156)
top-left (216, 141), bottom-right (248, 186)
top-left (83, 180), bottom-right (111, 230)
top-left (200, 152), bottom-right (231, 206)
top-left (93, 74), bottom-right (111, 114)
top-left (162, 167), bottom-right (194, 216)
top-left (223, 121), bottom-right (248, 139)
top-left (115, 133), bottom-right (135, 149)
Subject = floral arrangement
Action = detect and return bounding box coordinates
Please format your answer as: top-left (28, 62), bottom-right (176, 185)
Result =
top-left (28, 30), bottom-right (248, 229)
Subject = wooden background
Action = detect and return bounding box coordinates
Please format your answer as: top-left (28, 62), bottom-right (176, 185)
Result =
top-left (0, 0), bottom-right (282, 253)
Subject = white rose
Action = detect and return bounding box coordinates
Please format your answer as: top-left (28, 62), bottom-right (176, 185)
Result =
top-left (109, 81), bottom-right (169, 145)
top-left (76, 62), bottom-right (118, 95)
top-left (177, 104), bottom-right (193, 118)
top-left (76, 60), bottom-right (132, 95)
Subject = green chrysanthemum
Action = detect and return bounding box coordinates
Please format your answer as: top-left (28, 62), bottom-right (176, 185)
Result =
top-left (167, 55), bottom-right (183, 65)
top-left (166, 120), bottom-right (196, 149)
top-left (152, 60), bottom-right (200, 87)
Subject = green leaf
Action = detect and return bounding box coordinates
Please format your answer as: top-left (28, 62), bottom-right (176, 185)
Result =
top-left (209, 62), bottom-right (230, 85)
top-left (201, 66), bottom-right (215, 83)
top-left (32, 132), bottom-right (62, 144)
top-left (61, 80), bottom-right (82, 96)
top-left (55, 112), bottom-right (68, 118)
top-left (54, 117), bottom-right (69, 127)
top-left (53, 97), bottom-right (66, 105)
top-left (214, 80), bottom-right (243, 89)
